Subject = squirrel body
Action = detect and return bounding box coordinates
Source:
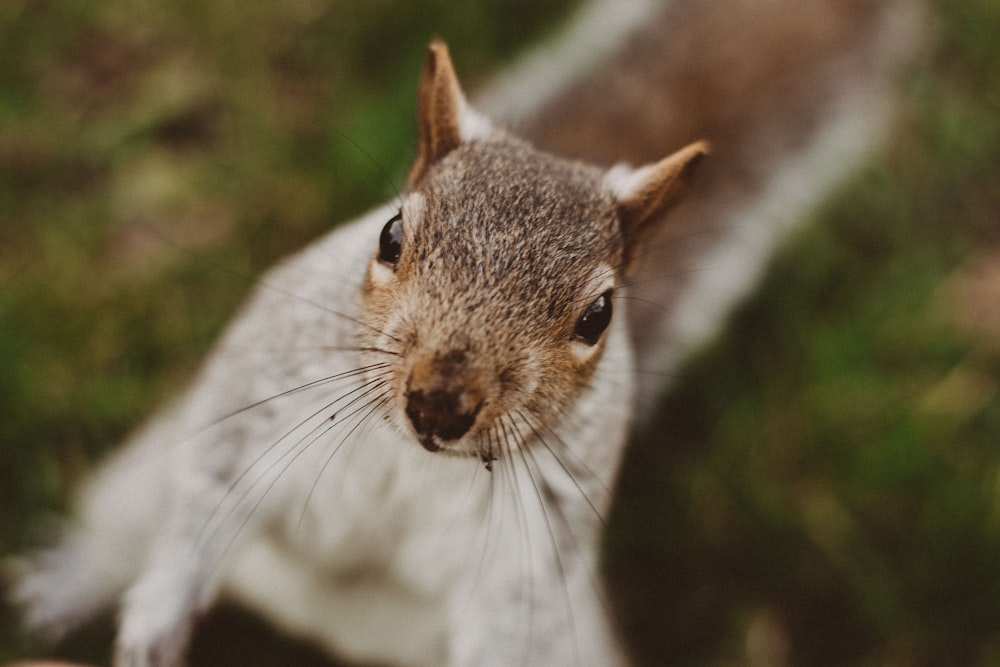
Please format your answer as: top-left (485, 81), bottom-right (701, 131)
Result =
top-left (9, 1), bottom-right (922, 665)
top-left (12, 37), bottom-right (704, 667)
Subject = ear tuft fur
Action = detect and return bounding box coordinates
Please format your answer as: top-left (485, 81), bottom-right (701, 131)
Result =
top-left (606, 140), bottom-right (711, 264)
top-left (408, 41), bottom-right (492, 187)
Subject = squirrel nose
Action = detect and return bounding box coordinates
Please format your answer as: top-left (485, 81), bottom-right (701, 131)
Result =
top-left (405, 387), bottom-right (482, 451)
top-left (404, 349), bottom-right (486, 452)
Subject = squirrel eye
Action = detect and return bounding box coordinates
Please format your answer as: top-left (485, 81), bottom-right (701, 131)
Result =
top-left (378, 211), bottom-right (404, 267)
top-left (573, 290), bottom-right (613, 345)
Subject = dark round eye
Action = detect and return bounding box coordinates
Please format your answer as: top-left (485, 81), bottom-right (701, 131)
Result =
top-left (573, 290), bottom-right (613, 345)
top-left (378, 211), bottom-right (403, 267)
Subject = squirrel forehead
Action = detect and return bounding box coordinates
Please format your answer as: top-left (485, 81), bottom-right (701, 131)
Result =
top-left (410, 141), bottom-right (623, 265)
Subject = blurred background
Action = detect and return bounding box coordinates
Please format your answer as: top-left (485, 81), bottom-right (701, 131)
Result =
top-left (1, 0), bottom-right (999, 665)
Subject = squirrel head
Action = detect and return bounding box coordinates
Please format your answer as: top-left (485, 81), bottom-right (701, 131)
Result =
top-left (361, 41), bottom-right (708, 463)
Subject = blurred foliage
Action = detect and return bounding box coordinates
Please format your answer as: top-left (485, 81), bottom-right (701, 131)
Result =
top-left (2, 0), bottom-right (999, 665)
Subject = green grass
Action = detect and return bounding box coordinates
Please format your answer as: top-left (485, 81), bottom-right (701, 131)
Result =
top-left (2, 1), bottom-right (1000, 665)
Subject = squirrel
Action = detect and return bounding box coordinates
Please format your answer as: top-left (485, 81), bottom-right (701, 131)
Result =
top-left (8, 1), bottom-right (920, 665)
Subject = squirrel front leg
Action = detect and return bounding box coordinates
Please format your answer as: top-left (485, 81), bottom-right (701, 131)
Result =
top-left (112, 457), bottom-right (259, 667)
top-left (114, 545), bottom-right (204, 667)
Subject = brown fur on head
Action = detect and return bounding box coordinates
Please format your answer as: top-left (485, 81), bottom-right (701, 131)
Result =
top-left (363, 41), bottom-right (707, 461)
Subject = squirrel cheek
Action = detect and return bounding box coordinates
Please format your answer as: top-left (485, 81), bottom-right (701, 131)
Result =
top-left (366, 257), bottom-right (397, 289)
top-left (569, 336), bottom-right (607, 366)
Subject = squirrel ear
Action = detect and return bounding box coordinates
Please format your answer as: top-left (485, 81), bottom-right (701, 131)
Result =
top-left (408, 41), bottom-right (492, 187)
top-left (606, 140), bottom-right (710, 264)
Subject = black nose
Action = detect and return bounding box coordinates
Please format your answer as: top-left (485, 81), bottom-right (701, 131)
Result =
top-left (405, 387), bottom-right (481, 450)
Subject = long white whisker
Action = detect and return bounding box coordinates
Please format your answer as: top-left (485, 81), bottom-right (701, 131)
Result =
top-left (496, 414), bottom-right (539, 664)
top-left (295, 388), bottom-right (395, 532)
top-left (199, 363), bottom-right (392, 432)
top-left (618, 265), bottom-right (714, 291)
top-left (523, 435), bottom-right (619, 634)
top-left (625, 222), bottom-right (735, 269)
top-left (516, 427), bottom-right (583, 667)
top-left (196, 369), bottom-right (395, 546)
top-left (204, 387), bottom-right (393, 577)
top-left (132, 222), bottom-right (401, 340)
top-left (519, 411), bottom-right (611, 527)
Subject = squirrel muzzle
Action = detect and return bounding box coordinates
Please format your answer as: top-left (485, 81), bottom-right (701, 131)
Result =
top-left (404, 349), bottom-right (485, 452)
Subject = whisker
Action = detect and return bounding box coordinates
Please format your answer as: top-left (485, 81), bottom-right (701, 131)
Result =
top-left (496, 414), bottom-right (539, 664)
top-left (625, 222), bottom-right (735, 269)
top-left (218, 344), bottom-right (401, 357)
top-left (448, 432), bottom-right (497, 628)
top-left (613, 293), bottom-right (670, 313)
top-left (206, 387), bottom-right (393, 576)
top-left (583, 223), bottom-right (731, 292)
top-left (329, 125), bottom-right (405, 207)
top-left (198, 370), bottom-right (394, 551)
top-left (127, 221), bottom-right (402, 342)
top-left (198, 363), bottom-right (392, 432)
top-left (479, 424), bottom-right (502, 561)
top-left (452, 431), bottom-right (491, 527)
top-left (459, 423), bottom-right (511, 626)
top-left (617, 265), bottom-right (715, 291)
top-left (205, 370), bottom-right (392, 517)
top-left (296, 388), bottom-right (395, 532)
top-left (521, 432), bottom-right (618, 638)
top-left (519, 411), bottom-right (611, 527)
top-left (514, 430), bottom-right (582, 667)
top-left (326, 346), bottom-right (401, 356)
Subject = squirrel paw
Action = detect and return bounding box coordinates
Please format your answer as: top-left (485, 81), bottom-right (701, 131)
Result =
top-left (4, 549), bottom-right (105, 641)
top-left (113, 573), bottom-right (197, 667)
